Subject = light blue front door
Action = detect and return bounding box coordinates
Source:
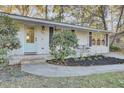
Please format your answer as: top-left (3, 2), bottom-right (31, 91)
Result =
top-left (24, 27), bottom-right (36, 53)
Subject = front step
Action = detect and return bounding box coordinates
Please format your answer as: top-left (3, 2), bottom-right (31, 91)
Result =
top-left (24, 52), bottom-right (37, 55)
top-left (22, 59), bottom-right (46, 64)
top-left (21, 57), bottom-right (47, 64)
top-left (9, 55), bottom-right (52, 65)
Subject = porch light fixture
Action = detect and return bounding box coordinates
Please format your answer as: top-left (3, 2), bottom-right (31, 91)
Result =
top-left (41, 26), bottom-right (45, 33)
top-left (26, 35), bottom-right (30, 40)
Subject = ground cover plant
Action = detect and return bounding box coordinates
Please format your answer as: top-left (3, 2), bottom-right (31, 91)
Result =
top-left (47, 55), bottom-right (124, 66)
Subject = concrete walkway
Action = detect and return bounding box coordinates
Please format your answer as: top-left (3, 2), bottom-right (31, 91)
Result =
top-left (22, 63), bottom-right (124, 77)
top-left (21, 52), bottom-right (124, 77)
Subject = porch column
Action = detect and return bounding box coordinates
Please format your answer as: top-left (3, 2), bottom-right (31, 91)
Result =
top-left (49, 27), bottom-right (54, 45)
top-left (89, 32), bottom-right (92, 47)
top-left (106, 34), bottom-right (108, 46)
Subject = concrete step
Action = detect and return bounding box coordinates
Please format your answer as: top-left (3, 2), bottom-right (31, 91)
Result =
top-left (22, 59), bottom-right (46, 65)
top-left (9, 55), bottom-right (52, 65)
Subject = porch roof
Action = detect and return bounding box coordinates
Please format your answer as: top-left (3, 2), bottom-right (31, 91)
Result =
top-left (0, 12), bottom-right (111, 33)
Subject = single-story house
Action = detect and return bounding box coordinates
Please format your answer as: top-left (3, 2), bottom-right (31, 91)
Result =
top-left (0, 12), bottom-right (111, 64)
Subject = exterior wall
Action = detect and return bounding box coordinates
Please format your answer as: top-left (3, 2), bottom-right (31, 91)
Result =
top-left (9, 22), bottom-right (50, 56)
top-left (75, 31), bottom-right (89, 46)
top-left (35, 26), bottom-right (49, 54)
top-left (75, 31), bottom-right (109, 55)
top-left (90, 46), bottom-right (109, 54)
top-left (10, 21), bottom-right (109, 56)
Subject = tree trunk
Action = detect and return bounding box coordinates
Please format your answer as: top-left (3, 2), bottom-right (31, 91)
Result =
top-left (110, 5), bottom-right (124, 46)
top-left (100, 5), bottom-right (107, 30)
top-left (60, 5), bottom-right (64, 22)
top-left (45, 5), bottom-right (48, 19)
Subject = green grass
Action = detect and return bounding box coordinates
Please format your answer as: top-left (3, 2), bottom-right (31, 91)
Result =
top-left (1, 71), bottom-right (124, 88)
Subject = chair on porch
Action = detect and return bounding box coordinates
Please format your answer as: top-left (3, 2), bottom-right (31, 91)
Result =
top-left (76, 45), bottom-right (90, 56)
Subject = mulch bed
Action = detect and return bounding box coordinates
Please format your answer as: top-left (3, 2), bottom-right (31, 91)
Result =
top-left (47, 55), bottom-right (124, 66)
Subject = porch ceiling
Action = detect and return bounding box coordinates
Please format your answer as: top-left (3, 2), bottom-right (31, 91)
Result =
top-left (0, 12), bottom-right (112, 33)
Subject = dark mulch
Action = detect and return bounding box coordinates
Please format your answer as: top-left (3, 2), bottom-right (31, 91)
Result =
top-left (47, 55), bottom-right (124, 66)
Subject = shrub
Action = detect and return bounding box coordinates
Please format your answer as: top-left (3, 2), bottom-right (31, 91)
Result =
top-left (110, 45), bottom-right (121, 52)
top-left (0, 14), bottom-right (20, 64)
top-left (0, 49), bottom-right (7, 63)
top-left (50, 30), bottom-right (78, 63)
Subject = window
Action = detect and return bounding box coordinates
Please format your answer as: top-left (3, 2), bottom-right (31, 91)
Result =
top-left (102, 39), bottom-right (105, 45)
top-left (90, 32), bottom-right (107, 46)
top-left (97, 39), bottom-right (100, 45)
top-left (26, 27), bottom-right (34, 43)
top-left (92, 39), bottom-right (96, 45)
top-left (101, 34), bottom-right (106, 45)
top-left (92, 33), bottom-right (97, 45)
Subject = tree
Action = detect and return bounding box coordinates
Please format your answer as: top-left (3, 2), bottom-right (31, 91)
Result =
top-left (52, 5), bottom-right (72, 22)
top-left (97, 6), bottom-right (108, 30)
top-left (110, 5), bottom-right (124, 46)
top-left (0, 5), bottom-right (45, 17)
top-left (45, 5), bottom-right (48, 19)
top-left (0, 5), bottom-right (31, 16)
top-left (34, 5), bottom-right (48, 19)
top-left (52, 5), bottom-right (64, 22)
top-left (50, 30), bottom-right (78, 63)
top-left (70, 6), bottom-right (93, 25)
top-left (0, 14), bottom-right (20, 64)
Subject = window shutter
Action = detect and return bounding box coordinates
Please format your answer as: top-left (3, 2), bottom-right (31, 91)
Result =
top-left (49, 27), bottom-right (54, 45)
top-left (106, 34), bottom-right (108, 46)
top-left (89, 32), bottom-right (92, 47)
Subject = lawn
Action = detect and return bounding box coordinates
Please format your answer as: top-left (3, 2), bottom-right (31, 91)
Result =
top-left (1, 69), bottom-right (124, 88)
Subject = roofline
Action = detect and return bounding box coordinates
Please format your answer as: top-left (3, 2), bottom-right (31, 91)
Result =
top-left (0, 12), bottom-right (112, 33)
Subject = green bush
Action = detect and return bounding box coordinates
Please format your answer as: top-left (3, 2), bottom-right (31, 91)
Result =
top-left (0, 14), bottom-right (20, 64)
top-left (110, 45), bottom-right (121, 52)
top-left (0, 49), bottom-right (7, 63)
top-left (50, 30), bottom-right (78, 62)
